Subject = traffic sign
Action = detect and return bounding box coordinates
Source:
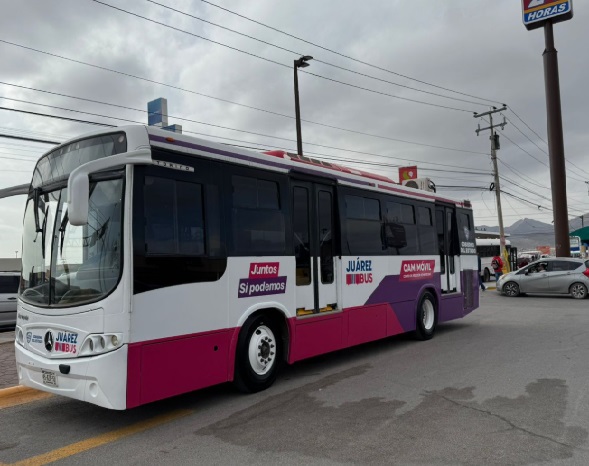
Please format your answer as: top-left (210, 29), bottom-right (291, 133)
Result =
top-left (522, 0), bottom-right (573, 30)
top-left (570, 236), bottom-right (581, 251)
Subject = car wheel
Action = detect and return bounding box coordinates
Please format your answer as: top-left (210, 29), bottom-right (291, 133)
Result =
top-left (415, 291), bottom-right (437, 341)
top-left (234, 314), bottom-right (282, 393)
top-left (503, 282), bottom-right (520, 297)
top-left (569, 283), bottom-right (588, 299)
top-left (483, 268), bottom-right (491, 283)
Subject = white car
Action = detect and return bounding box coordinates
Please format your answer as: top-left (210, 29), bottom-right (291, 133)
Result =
top-left (497, 258), bottom-right (589, 299)
top-left (0, 272), bottom-right (20, 328)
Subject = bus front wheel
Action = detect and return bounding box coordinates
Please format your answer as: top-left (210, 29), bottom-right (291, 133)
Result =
top-left (483, 268), bottom-right (491, 283)
top-left (415, 291), bottom-right (437, 341)
top-left (234, 314), bottom-right (281, 393)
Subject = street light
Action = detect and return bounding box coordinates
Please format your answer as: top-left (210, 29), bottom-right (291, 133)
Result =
top-left (294, 55), bottom-right (313, 156)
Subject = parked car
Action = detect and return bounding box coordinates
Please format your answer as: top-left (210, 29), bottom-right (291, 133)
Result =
top-left (497, 258), bottom-right (589, 299)
top-left (0, 272), bottom-right (20, 328)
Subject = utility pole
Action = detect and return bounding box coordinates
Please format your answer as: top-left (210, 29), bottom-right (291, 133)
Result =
top-left (474, 106), bottom-right (508, 270)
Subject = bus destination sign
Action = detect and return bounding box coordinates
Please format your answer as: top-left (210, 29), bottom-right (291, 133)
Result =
top-left (522, 0), bottom-right (573, 30)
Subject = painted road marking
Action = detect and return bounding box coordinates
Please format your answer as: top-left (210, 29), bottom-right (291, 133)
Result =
top-left (0, 386), bottom-right (52, 410)
top-left (2, 409), bottom-right (192, 466)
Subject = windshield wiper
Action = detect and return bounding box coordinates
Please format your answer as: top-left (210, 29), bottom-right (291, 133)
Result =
top-left (59, 209), bottom-right (69, 255)
top-left (33, 188), bottom-right (42, 233)
top-left (41, 205), bottom-right (49, 258)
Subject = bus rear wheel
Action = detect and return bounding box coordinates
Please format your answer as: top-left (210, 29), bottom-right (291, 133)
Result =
top-left (234, 314), bottom-right (281, 393)
top-left (415, 291), bottom-right (437, 341)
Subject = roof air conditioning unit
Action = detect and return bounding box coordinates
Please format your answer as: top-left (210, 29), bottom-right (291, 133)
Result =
top-left (401, 177), bottom-right (436, 193)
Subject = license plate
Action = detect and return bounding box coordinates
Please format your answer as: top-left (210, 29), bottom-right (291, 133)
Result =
top-left (42, 370), bottom-right (58, 387)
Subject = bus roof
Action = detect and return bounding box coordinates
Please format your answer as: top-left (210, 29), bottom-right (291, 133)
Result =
top-left (32, 124), bottom-right (471, 208)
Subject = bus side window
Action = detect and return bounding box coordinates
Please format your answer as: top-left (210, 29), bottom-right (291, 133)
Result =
top-left (144, 177), bottom-right (205, 256)
top-left (384, 201), bottom-right (418, 255)
top-left (344, 194), bottom-right (383, 255)
top-left (231, 175), bottom-right (286, 255)
top-left (417, 206), bottom-right (437, 255)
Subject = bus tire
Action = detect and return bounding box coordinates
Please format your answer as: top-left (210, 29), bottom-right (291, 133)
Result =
top-left (234, 314), bottom-right (281, 393)
top-left (483, 268), bottom-right (491, 283)
top-left (415, 291), bottom-right (437, 341)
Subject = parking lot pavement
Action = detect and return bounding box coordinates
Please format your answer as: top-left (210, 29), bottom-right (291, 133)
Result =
top-left (0, 331), bottom-right (17, 389)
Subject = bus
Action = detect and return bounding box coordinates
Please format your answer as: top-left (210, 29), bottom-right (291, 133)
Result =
top-left (11, 125), bottom-right (479, 409)
top-left (475, 238), bottom-right (512, 282)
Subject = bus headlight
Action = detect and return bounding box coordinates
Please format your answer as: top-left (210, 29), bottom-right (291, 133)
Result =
top-left (79, 333), bottom-right (123, 356)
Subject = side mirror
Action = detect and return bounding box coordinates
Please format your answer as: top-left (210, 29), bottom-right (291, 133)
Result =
top-left (68, 149), bottom-right (152, 225)
top-left (68, 171), bottom-right (90, 226)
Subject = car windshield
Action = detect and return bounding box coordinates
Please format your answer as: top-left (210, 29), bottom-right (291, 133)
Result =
top-left (19, 178), bottom-right (124, 307)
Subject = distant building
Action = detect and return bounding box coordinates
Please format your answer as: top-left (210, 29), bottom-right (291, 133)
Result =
top-left (0, 258), bottom-right (21, 272)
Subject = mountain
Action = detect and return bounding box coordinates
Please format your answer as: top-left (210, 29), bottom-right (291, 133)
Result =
top-left (475, 213), bottom-right (589, 251)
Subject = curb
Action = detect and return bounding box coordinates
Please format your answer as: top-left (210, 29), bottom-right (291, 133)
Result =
top-left (0, 385), bottom-right (53, 409)
top-left (0, 385), bottom-right (26, 397)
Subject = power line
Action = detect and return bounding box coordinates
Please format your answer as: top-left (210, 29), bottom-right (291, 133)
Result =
top-left (502, 190), bottom-right (552, 211)
top-left (0, 96), bottom-right (492, 173)
top-left (0, 134), bottom-right (60, 145)
top-left (0, 124), bottom-right (71, 140)
top-left (482, 116), bottom-right (587, 186)
top-left (498, 117), bottom-right (589, 181)
top-left (0, 82), bottom-right (489, 156)
top-left (500, 173), bottom-right (586, 213)
top-left (0, 72), bottom-right (488, 156)
top-left (199, 0), bottom-right (502, 106)
top-left (0, 106), bottom-right (114, 127)
top-left (145, 0), bottom-right (489, 108)
top-left (91, 0), bottom-right (474, 113)
top-left (507, 106), bottom-right (548, 147)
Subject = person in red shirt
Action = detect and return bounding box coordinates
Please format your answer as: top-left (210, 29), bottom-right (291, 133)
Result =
top-left (491, 255), bottom-right (504, 281)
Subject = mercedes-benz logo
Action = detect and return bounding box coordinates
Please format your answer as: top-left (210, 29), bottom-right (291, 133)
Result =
top-left (44, 331), bottom-right (54, 352)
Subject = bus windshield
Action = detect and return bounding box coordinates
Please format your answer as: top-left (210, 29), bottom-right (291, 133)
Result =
top-left (20, 178), bottom-right (124, 308)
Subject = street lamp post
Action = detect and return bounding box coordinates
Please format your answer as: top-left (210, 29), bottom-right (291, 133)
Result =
top-left (294, 55), bottom-right (313, 156)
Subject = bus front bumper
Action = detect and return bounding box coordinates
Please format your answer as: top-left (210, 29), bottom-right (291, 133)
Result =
top-left (15, 342), bottom-right (128, 410)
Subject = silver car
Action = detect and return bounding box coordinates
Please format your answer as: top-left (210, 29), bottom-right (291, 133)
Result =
top-left (0, 272), bottom-right (20, 328)
top-left (497, 258), bottom-right (589, 299)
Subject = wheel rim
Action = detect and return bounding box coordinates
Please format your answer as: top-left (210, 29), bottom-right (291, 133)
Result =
top-left (248, 325), bottom-right (276, 376)
top-left (571, 284), bottom-right (587, 299)
top-left (422, 299), bottom-right (435, 331)
top-left (504, 282), bottom-right (518, 297)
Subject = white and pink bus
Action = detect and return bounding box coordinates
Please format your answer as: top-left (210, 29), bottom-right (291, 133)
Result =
top-left (12, 125), bottom-right (479, 409)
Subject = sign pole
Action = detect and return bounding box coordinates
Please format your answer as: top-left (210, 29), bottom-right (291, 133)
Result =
top-left (543, 20), bottom-right (570, 257)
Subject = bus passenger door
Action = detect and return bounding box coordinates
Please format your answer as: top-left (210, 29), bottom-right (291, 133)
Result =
top-left (435, 205), bottom-right (458, 293)
top-left (292, 181), bottom-right (338, 315)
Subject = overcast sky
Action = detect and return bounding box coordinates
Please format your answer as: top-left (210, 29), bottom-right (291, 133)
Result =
top-left (1, 0), bottom-right (587, 258)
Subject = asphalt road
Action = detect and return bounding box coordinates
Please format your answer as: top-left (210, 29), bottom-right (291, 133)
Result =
top-left (2, 291), bottom-right (589, 465)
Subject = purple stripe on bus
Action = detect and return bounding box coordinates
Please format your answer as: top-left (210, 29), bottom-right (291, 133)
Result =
top-left (364, 275), bottom-right (439, 331)
top-left (149, 134), bottom-right (373, 187)
top-left (365, 271), bottom-right (477, 330)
